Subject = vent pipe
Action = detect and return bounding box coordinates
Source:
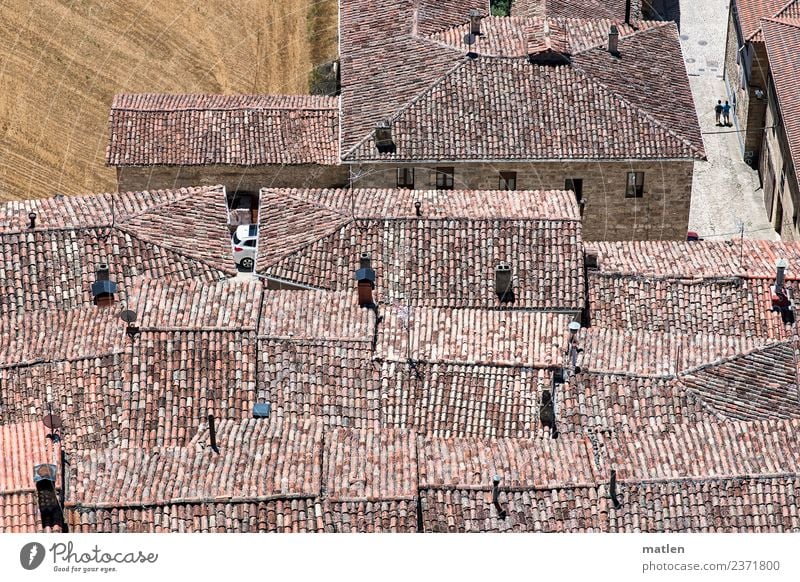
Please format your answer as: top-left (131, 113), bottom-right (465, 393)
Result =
top-left (355, 252), bottom-right (377, 307)
top-left (608, 25), bottom-right (620, 56)
top-left (208, 414), bottom-right (219, 454)
top-left (414, 200), bottom-right (422, 217)
top-left (28, 212), bottom-right (37, 230)
top-left (610, 469), bottom-right (622, 509)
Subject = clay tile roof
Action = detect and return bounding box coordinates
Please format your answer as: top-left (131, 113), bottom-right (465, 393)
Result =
top-left (580, 327), bottom-right (772, 377)
top-left (324, 429), bottom-right (418, 501)
top-left (587, 273), bottom-right (788, 338)
top-left (589, 240), bottom-right (800, 279)
top-left (107, 94), bottom-right (340, 166)
top-left (598, 419), bottom-right (800, 481)
top-left (512, 0), bottom-right (643, 20)
top-left (121, 330), bottom-right (258, 448)
top-left (258, 340), bottom-right (380, 430)
top-left (129, 278), bottom-right (262, 330)
top-left (419, 433), bottom-right (598, 489)
top-left (762, 18), bottom-right (800, 194)
top-left (380, 363), bottom-right (550, 437)
top-left (735, 0), bottom-right (798, 41)
top-left (70, 419), bottom-right (324, 507)
top-left (340, 0), bottom-right (702, 162)
top-left (609, 476), bottom-right (800, 532)
top-left (680, 342), bottom-right (800, 420)
top-left (258, 189), bottom-right (584, 310)
top-left (377, 308), bottom-right (573, 368)
top-left (258, 290), bottom-right (372, 342)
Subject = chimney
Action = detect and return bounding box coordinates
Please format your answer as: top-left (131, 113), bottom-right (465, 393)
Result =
top-left (608, 25), bottom-right (620, 56)
top-left (469, 9), bottom-right (483, 36)
top-left (34, 463), bottom-right (64, 529)
top-left (374, 120), bottom-right (396, 154)
top-left (771, 259), bottom-right (795, 323)
top-left (610, 469), bottom-right (622, 509)
top-left (91, 264), bottom-right (118, 307)
top-left (414, 200), bottom-right (422, 217)
top-left (540, 389), bottom-right (556, 436)
top-left (585, 249), bottom-right (599, 269)
top-left (355, 252), bottom-right (377, 307)
top-left (625, 0), bottom-right (632, 25)
top-left (495, 263), bottom-right (513, 302)
top-left (567, 321), bottom-right (583, 373)
top-left (208, 414), bottom-right (219, 453)
top-left (776, 259), bottom-right (787, 289)
top-left (28, 212), bottom-right (37, 229)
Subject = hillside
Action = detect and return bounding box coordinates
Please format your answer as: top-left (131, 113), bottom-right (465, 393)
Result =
top-left (0, 0), bottom-right (338, 201)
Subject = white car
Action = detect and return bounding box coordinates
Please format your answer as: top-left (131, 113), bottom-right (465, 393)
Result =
top-left (231, 224), bottom-right (257, 271)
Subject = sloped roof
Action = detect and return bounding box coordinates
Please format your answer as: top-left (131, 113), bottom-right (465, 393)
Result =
top-left (107, 94), bottom-right (340, 166)
top-left (512, 0), bottom-right (643, 20)
top-left (763, 18), bottom-right (800, 196)
top-left (734, 0), bottom-right (799, 41)
top-left (258, 188), bottom-right (584, 311)
top-left (340, 1), bottom-right (704, 162)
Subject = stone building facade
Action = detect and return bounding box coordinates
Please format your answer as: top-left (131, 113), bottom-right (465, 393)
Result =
top-left (349, 161), bottom-right (694, 241)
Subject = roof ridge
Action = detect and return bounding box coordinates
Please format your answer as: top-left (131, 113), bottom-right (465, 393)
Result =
top-left (569, 19), bottom-right (673, 56)
top-left (341, 58), bottom-right (470, 160)
top-left (747, 0), bottom-right (800, 40)
top-left (678, 339), bottom-right (789, 376)
top-left (569, 54), bottom-right (706, 159)
top-left (112, 94), bottom-right (339, 112)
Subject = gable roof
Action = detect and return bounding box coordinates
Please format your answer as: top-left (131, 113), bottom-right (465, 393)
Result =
top-left (339, 1), bottom-right (704, 162)
top-left (258, 188), bottom-right (584, 310)
top-left (763, 18), bottom-right (800, 196)
top-left (106, 94), bottom-right (340, 167)
top-left (734, 0), bottom-right (800, 41)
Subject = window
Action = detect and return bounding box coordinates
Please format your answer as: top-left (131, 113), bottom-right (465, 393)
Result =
top-left (243, 239), bottom-right (256, 248)
top-left (435, 167), bottom-right (454, 190)
top-left (397, 168), bottom-right (414, 189)
top-left (499, 171), bottom-right (517, 191)
top-left (625, 172), bottom-right (644, 198)
top-left (780, 165), bottom-right (786, 193)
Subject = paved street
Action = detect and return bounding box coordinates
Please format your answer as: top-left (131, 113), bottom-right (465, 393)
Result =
top-left (672, 0), bottom-right (779, 240)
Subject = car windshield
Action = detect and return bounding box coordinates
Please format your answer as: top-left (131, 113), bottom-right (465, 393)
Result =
top-left (232, 232), bottom-right (242, 245)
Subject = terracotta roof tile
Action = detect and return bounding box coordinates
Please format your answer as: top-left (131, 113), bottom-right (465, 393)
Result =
top-left (420, 486), bottom-right (605, 532)
top-left (588, 273), bottom-right (787, 338)
top-left (734, 0), bottom-right (796, 40)
top-left (380, 363), bottom-right (549, 437)
top-left (589, 240), bottom-right (800, 279)
top-left (418, 434), bottom-right (598, 489)
top-left (107, 94), bottom-right (340, 166)
top-left (597, 419), bottom-right (800, 481)
top-left (512, 0), bottom-right (643, 20)
top-left (0, 422), bottom-right (58, 495)
top-left (377, 308), bottom-right (573, 368)
top-left (260, 189), bottom-right (584, 310)
top-left (680, 343), bottom-right (800, 420)
top-left (258, 339), bottom-right (380, 429)
top-left (69, 419), bottom-right (323, 506)
top-left (324, 428), bottom-right (418, 501)
top-left (119, 330), bottom-right (258, 448)
top-left (609, 476), bottom-right (800, 532)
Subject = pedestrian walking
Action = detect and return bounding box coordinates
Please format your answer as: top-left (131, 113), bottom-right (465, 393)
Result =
top-left (722, 100), bottom-right (731, 126)
top-left (715, 100), bottom-right (723, 125)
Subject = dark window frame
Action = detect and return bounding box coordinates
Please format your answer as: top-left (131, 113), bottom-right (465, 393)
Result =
top-left (397, 168), bottom-right (415, 189)
top-left (625, 172), bottom-right (645, 198)
top-left (435, 167), bottom-right (455, 190)
top-left (499, 171), bottom-right (517, 191)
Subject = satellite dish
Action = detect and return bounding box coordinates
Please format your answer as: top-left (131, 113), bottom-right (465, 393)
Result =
top-left (120, 309), bottom-right (138, 324)
top-left (42, 413), bottom-right (63, 430)
top-left (463, 33), bottom-right (476, 46)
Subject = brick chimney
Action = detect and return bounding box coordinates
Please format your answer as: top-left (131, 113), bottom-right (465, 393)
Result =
top-left (355, 253), bottom-right (377, 307)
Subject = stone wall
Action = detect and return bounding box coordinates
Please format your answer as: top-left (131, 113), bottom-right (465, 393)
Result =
top-left (116, 164), bottom-right (350, 194)
top-left (762, 87), bottom-right (800, 241)
top-left (724, 11), bottom-right (749, 150)
top-left (349, 161), bottom-right (695, 241)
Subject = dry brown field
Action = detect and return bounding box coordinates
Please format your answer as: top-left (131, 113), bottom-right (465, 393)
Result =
top-left (0, 0), bottom-right (338, 201)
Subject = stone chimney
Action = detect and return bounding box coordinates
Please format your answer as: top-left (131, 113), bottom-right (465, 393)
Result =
top-left (608, 25), bottom-right (620, 56)
top-left (469, 9), bottom-right (484, 36)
